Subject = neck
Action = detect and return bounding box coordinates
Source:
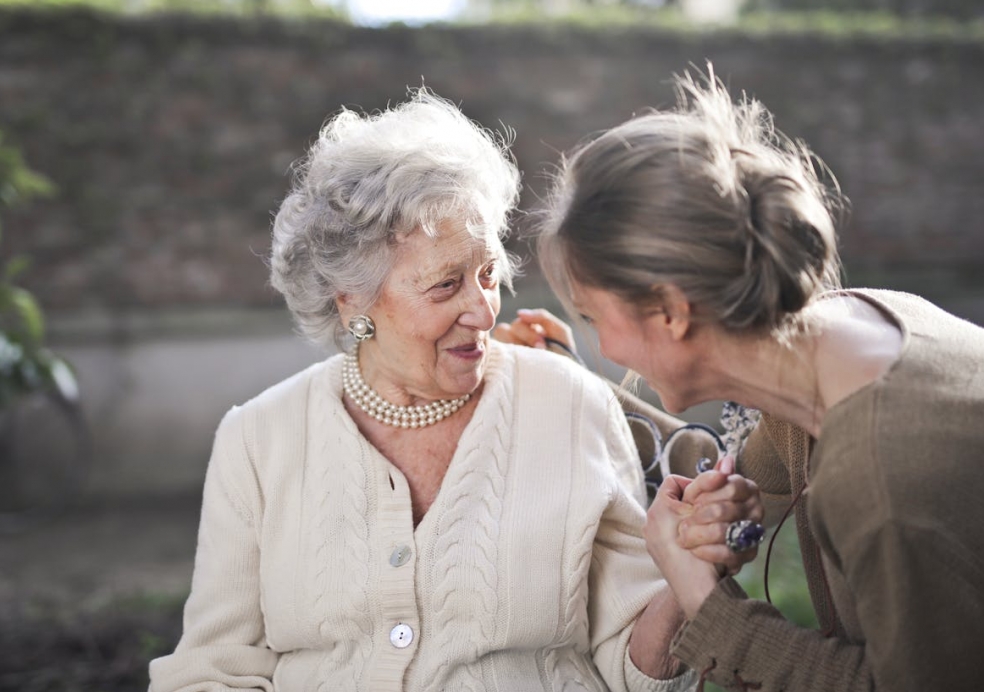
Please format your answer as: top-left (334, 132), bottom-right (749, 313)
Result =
top-left (701, 326), bottom-right (825, 438)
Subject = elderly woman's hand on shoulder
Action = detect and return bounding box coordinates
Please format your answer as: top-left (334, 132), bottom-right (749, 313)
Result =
top-left (494, 307), bottom-right (577, 357)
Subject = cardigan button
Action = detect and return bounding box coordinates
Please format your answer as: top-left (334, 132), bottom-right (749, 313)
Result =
top-left (389, 623), bottom-right (414, 649)
top-left (389, 545), bottom-right (412, 567)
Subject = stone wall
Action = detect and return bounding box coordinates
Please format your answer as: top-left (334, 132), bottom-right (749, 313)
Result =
top-left (4, 9), bottom-right (984, 315)
top-left (2, 8), bottom-right (982, 498)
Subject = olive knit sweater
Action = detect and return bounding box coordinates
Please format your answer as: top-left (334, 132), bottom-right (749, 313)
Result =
top-left (671, 289), bottom-right (984, 691)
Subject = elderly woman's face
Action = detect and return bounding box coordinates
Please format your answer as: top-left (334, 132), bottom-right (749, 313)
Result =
top-left (356, 219), bottom-right (502, 404)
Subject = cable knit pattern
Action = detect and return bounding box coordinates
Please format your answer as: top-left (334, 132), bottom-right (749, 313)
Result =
top-left (149, 344), bottom-right (697, 692)
top-left (421, 346), bottom-right (509, 692)
top-left (545, 393), bottom-right (600, 688)
top-left (310, 368), bottom-right (373, 689)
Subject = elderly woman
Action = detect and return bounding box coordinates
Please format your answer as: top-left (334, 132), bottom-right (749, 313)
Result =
top-left (522, 68), bottom-right (984, 691)
top-left (147, 90), bottom-right (762, 692)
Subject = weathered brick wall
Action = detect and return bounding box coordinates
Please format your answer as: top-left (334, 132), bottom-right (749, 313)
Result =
top-left (3, 8), bottom-right (982, 498)
top-left (3, 8), bottom-right (984, 317)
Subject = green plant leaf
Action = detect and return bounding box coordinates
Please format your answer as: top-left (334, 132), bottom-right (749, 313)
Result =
top-left (5, 287), bottom-right (45, 346)
top-left (10, 166), bottom-right (55, 201)
top-left (0, 331), bottom-right (21, 375)
top-left (3, 255), bottom-right (31, 283)
top-left (0, 126), bottom-right (75, 411)
top-left (43, 353), bottom-right (81, 403)
top-left (16, 357), bottom-right (42, 392)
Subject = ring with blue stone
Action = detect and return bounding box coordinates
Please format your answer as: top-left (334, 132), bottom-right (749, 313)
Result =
top-left (725, 519), bottom-right (765, 553)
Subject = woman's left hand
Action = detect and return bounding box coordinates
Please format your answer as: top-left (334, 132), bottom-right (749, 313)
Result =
top-left (677, 456), bottom-right (765, 576)
top-left (493, 308), bottom-right (576, 353)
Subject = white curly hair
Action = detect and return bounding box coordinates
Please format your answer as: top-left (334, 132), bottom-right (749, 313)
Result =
top-left (270, 88), bottom-right (522, 348)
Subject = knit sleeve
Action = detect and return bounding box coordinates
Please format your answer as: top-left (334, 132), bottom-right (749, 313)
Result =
top-left (737, 417), bottom-right (792, 495)
top-left (670, 578), bottom-right (871, 691)
top-left (588, 401), bottom-right (697, 692)
top-left (736, 417), bottom-right (800, 526)
top-left (605, 391), bottom-right (649, 508)
top-left (148, 407), bottom-right (278, 691)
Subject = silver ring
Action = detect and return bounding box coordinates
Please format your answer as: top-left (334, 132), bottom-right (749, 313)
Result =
top-left (725, 519), bottom-right (765, 553)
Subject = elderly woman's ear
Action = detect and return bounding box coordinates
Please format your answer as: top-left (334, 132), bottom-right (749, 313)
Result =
top-left (336, 293), bottom-right (353, 320)
top-left (336, 294), bottom-right (369, 323)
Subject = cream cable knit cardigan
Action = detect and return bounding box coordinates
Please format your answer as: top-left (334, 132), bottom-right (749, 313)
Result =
top-left (149, 343), bottom-right (696, 692)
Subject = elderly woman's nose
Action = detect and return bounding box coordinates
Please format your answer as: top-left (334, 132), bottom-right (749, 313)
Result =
top-left (459, 283), bottom-right (498, 329)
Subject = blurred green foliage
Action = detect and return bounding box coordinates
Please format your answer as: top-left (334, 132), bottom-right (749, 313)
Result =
top-left (1, 0), bottom-right (982, 35)
top-left (736, 521), bottom-right (819, 629)
top-left (0, 129), bottom-right (78, 410)
top-left (0, 0), bottom-right (348, 17)
top-left (471, 5), bottom-right (984, 39)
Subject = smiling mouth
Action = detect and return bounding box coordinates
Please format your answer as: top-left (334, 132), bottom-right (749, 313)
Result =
top-left (448, 341), bottom-right (485, 356)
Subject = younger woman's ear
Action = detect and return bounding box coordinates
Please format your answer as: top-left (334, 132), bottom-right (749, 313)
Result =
top-left (655, 283), bottom-right (692, 341)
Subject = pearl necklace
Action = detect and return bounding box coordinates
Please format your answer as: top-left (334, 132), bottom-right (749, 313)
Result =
top-left (342, 348), bottom-right (470, 429)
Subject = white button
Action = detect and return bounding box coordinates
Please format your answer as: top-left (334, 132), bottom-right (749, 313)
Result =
top-left (390, 623), bottom-right (414, 649)
top-left (389, 545), bottom-right (412, 567)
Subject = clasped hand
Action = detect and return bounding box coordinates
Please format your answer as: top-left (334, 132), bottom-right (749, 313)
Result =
top-left (646, 458), bottom-right (763, 619)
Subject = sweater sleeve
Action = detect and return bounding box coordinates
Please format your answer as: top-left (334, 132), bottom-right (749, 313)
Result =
top-left (148, 407), bottom-right (278, 691)
top-left (671, 578), bottom-right (870, 691)
top-left (674, 517), bottom-right (984, 692)
top-left (589, 402), bottom-right (697, 692)
top-left (671, 416), bottom-right (875, 692)
top-left (736, 417), bottom-right (797, 527)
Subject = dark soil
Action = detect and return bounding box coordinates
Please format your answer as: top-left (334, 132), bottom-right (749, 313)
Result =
top-left (0, 596), bottom-right (184, 692)
top-left (0, 498), bottom-right (199, 692)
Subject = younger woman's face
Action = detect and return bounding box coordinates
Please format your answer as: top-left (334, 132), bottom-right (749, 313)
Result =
top-left (571, 283), bottom-right (697, 414)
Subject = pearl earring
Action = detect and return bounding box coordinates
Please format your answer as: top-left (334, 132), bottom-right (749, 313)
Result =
top-left (347, 315), bottom-right (376, 341)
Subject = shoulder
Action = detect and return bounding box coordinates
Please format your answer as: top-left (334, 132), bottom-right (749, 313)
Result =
top-left (497, 343), bottom-right (621, 427)
top-left (207, 355), bottom-right (346, 501)
top-left (502, 342), bottom-right (612, 400)
top-left (219, 354), bottom-right (342, 438)
top-left (497, 343), bottom-right (646, 502)
top-left (836, 288), bottom-right (983, 338)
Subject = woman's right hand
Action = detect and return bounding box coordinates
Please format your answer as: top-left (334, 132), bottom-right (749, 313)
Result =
top-left (677, 456), bottom-right (765, 576)
top-left (493, 308), bottom-right (576, 353)
top-left (645, 475), bottom-right (723, 620)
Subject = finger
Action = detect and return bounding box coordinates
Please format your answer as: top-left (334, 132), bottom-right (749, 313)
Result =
top-left (507, 319), bottom-right (548, 348)
top-left (516, 308), bottom-right (574, 345)
top-left (677, 519), bottom-right (729, 550)
top-left (676, 514), bottom-right (758, 550)
top-left (681, 470), bottom-right (729, 504)
top-left (692, 476), bottom-right (760, 506)
top-left (652, 475), bottom-right (696, 515)
top-left (687, 497), bottom-right (765, 526)
top-left (714, 454), bottom-right (736, 475)
top-left (493, 320), bottom-right (546, 349)
top-left (690, 544), bottom-right (759, 570)
top-left (492, 323), bottom-right (520, 345)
